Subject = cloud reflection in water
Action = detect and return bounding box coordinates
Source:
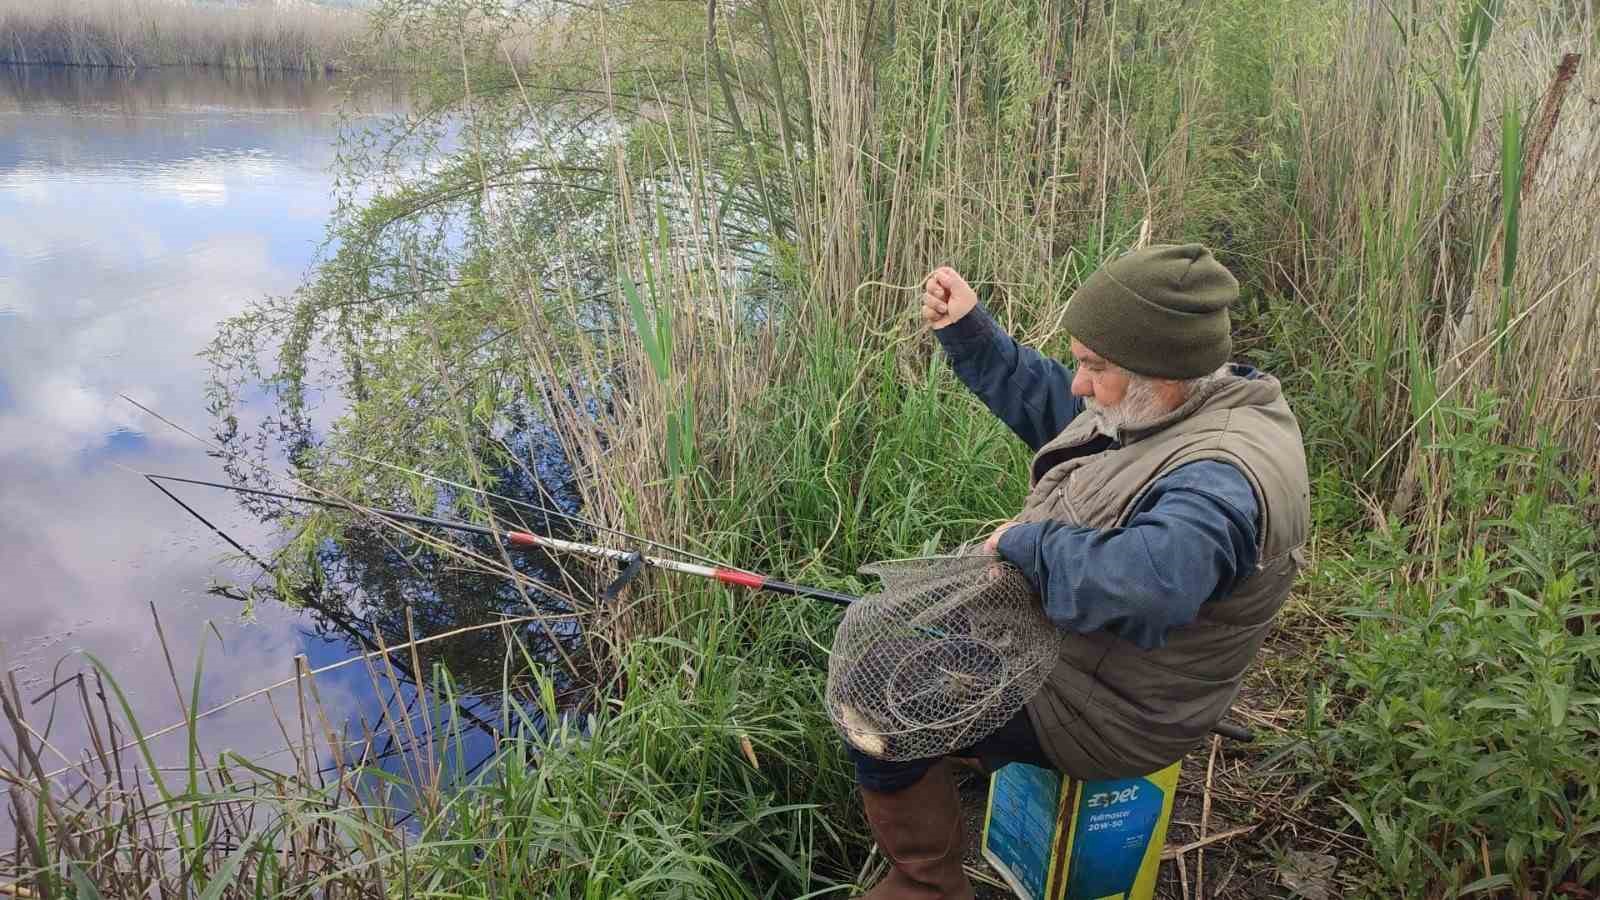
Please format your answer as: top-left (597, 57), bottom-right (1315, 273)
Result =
top-left (0, 66), bottom-right (426, 806)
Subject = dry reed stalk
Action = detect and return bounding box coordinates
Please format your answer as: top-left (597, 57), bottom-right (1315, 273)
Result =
top-left (4, 784), bottom-right (50, 900)
top-left (1281, 1), bottom-right (1599, 519)
top-left (1161, 824), bottom-right (1257, 861)
top-left (1392, 50), bottom-right (1586, 518)
top-left (1198, 734), bottom-right (1219, 899)
top-left (1, 674), bottom-right (81, 867)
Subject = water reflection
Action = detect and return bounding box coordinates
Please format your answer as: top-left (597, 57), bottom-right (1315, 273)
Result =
top-left (230, 412), bottom-right (598, 703)
top-left (0, 64), bottom-right (508, 828)
top-left (0, 63), bottom-right (372, 115)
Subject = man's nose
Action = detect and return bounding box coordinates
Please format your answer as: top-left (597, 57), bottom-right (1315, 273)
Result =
top-left (1071, 371), bottom-right (1092, 397)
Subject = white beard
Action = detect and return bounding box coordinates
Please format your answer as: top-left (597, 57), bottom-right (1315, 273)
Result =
top-left (1086, 375), bottom-right (1169, 437)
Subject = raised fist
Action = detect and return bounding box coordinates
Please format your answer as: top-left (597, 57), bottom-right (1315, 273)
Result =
top-left (921, 266), bottom-right (978, 330)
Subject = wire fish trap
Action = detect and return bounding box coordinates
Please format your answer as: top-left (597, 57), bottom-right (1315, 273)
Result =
top-left (826, 555), bottom-right (1063, 761)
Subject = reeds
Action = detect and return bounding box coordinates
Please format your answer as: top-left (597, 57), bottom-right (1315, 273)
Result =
top-left (1268, 0), bottom-right (1600, 531)
top-left (1, 592), bottom-right (851, 897)
top-left (1, 606), bottom-right (434, 898)
top-left (0, 0), bottom-right (368, 72)
top-left (16, 0), bottom-right (1600, 895)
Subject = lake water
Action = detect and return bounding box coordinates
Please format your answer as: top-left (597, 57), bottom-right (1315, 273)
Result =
top-left (0, 65), bottom-right (509, 798)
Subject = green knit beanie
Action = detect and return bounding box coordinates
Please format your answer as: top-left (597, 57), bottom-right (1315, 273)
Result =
top-left (1062, 243), bottom-right (1237, 379)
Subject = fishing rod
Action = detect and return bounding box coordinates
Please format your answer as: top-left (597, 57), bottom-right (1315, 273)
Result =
top-left (120, 391), bottom-right (731, 572)
top-left (144, 473), bottom-right (1255, 744)
top-left (143, 473), bottom-right (858, 608)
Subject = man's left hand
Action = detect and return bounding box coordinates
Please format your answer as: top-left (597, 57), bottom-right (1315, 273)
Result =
top-left (983, 522), bottom-right (1018, 555)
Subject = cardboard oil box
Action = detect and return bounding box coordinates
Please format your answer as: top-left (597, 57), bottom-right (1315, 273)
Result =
top-left (980, 760), bottom-right (1180, 900)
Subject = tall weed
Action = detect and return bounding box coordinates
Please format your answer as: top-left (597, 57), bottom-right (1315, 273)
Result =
top-left (1, 598), bottom-right (859, 898)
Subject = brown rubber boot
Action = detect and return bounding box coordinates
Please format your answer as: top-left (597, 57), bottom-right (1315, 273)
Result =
top-left (856, 759), bottom-right (975, 900)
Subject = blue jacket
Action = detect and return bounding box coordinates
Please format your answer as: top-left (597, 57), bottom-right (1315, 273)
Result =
top-left (935, 305), bottom-right (1260, 650)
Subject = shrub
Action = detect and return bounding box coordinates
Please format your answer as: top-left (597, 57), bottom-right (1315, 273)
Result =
top-left (1304, 398), bottom-right (1600, 896)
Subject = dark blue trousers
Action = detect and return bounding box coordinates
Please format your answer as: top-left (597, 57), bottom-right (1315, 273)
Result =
top-left (849, 708), bottom-right (1053, 793)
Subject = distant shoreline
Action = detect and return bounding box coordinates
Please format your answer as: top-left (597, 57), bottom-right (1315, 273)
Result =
top-left (0, 59), bottom-right (349, 73)
top-left (0, 0), bottom-right (369, 74)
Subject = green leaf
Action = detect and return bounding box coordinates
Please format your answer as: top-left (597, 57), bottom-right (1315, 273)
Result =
top-left (1457, 785), bottom-right (1518, 814)
top-left (198, 838), bottom-right (255, 900)
top-left (1498, 97), bottom-right (1523, 295)
top-left (1547, 682), bottom-right (1570, 728)
top-left (1330, 797), bottom-right (1370, 831)
top-left (83, 652), bottom-right (172, 803)
top-left (622, 273), bottom-right (668, 383)
top-left (187, 630), bottom-right (212, 798)
top-left (1505, 833), bottom-right (1526, 872)
top-left (68, 861), bottom-right (105, 899)
top-left (1461, 697), bottom-right (1523, 713)
top-left (921, 76), bottom-right (949, 178)
top-left (1459, 873), bottom-right (1511, 895)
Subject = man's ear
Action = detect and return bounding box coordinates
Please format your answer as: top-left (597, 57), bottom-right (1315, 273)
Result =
top-left (1158, 378), bottom-right (1190, 405)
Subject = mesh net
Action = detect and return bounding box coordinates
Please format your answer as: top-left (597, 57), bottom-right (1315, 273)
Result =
top-left (825, 554), bottom-right (1063, 761)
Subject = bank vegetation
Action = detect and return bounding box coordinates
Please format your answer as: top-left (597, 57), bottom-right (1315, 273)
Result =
top-left (4, 0), bottom-right (1597, 897)
top-left (0, 0), bottom-right (368, 71)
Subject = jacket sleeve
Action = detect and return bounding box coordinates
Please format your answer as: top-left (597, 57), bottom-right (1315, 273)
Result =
top-left (934, 304), bottom-right (1084, 452)
top-left (994, 460), bottom-right (1261, 650)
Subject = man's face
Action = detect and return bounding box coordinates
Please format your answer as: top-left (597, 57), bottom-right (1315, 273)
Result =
top-left (1069, 339), bottom-right (1132, 409)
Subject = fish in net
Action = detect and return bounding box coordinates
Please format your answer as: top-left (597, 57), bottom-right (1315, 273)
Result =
top-left (826, 554), bottom-right (1063, 761)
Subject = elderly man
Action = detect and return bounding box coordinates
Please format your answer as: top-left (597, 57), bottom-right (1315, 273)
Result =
top-left (847, 244), bottom-right (1310, 899)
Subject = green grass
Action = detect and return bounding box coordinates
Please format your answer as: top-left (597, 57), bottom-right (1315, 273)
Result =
top-left (9, 0), bottom-right (1600, 896)
top-left (2, 592), bottom-right (866, 897)
top-left (398, 600), bottom-right (861, 897)
top-left (725, 322), bottom-right (1031, 576)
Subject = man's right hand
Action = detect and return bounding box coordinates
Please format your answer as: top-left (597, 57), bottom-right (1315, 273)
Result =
top-left (922, 266), bottom-right (978, 330)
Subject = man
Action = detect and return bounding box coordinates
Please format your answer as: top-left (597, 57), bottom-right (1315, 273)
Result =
top-left (847, 244), bottom-right (1310, 899)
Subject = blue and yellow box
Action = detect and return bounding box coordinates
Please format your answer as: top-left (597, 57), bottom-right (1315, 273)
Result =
top-left (980, 760), bottom-right (1180, 900)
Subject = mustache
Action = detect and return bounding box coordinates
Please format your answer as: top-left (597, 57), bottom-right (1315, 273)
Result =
top-left (1086, 385), bottom-right (1165, 431)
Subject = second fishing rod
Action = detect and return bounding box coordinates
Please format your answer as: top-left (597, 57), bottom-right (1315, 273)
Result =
top-left (144, 473), bottom-right (859, 607)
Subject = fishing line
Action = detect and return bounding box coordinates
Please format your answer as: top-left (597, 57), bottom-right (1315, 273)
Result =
top-left (117, 394), bottom-right (601, 603)
top-left (142, 472), bottom-right (860, 607)
top-left (797, 271), bottom-right (972, 559)
top-left (142, 473), bottom-right (275, 573)
top-left (850, 270), bottom-right (1027, 342)
top-left (36, 611), bottom-right (557, 782)
top-left (118, 392), bottom-right (739, 576)
top-left (135, 470), bottom-right (508, 739)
